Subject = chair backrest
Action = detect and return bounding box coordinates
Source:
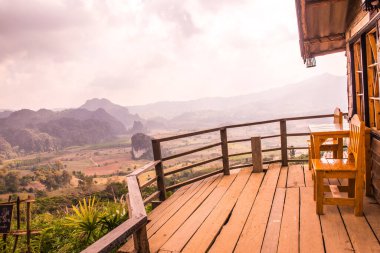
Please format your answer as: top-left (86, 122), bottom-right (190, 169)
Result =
top-left (348, 114), bottom-right (365, 169)
top-left (333, 107), bottom-right (343, 124)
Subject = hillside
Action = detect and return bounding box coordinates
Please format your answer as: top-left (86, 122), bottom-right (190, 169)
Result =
top-left (128, 74), bottom-right (348, 129)
top-left (81, 98), bottom-right (142, 129)
top-left (0, 108), bottom-right (127, 153)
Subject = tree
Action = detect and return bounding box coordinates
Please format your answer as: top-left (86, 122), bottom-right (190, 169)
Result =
top-left (5, 172), bottom-right (19, 192)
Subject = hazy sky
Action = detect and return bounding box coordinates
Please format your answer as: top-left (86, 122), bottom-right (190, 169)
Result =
top-left (0, 0), bottom-right (346, 110)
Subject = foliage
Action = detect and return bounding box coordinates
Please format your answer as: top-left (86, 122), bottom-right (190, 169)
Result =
top-left (66, 197), bottom-right (101, 243)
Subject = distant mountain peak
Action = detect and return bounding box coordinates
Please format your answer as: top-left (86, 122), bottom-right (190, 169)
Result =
top-left (80, 98), bottom-right (143, 129)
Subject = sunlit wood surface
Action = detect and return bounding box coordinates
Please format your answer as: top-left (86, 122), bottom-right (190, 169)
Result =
top-left (119, 163), bottom-right (380, 253)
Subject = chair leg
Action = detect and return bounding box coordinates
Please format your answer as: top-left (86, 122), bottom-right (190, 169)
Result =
top-left (354, 175), bottom-right (364, 216)
top-left (308, 147), bottom-right (312, 170)
top-left (348, 179), bottom-right (355, 198)
top-left (333, 150), bottom-right (338, 159)
top-left (316, 171), bottom-right (324, 215)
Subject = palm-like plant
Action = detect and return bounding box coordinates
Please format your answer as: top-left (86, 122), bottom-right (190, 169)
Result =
top-left (65, 197), bottom-right (101, 243)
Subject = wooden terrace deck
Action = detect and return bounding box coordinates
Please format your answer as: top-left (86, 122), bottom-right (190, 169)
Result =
top-left (119, 163), bottom-right (380, 253)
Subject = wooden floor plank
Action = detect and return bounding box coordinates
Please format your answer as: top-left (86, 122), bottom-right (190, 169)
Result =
top-left (277, 166), bottom-right (288, 188)
top-left (364, 196), bottom-right (380, 242)
top-left (159, 172), bottom-right (240, 252)
top-left (320, 205), bottom-right (353, 253)
top-left (147, 179), bottom-right (205, 229)
top-left (233, 163), bottom-right (281, 253)
top-left (299, 187), bottom-right (324, 253)
top-left (147, 176), bottom-right (216, 233)
top-left (118, 178), bottom-right (212, 253)
top-left (208, 172), bottom-right (264, 253)
top-left (277, 187), bottom-right (300, 253)
top-left (340, 205), bottom-right (380, 253)
top-left (181, 169), bottom-right (252, 253)
top-left (147, 184), bottom-right (192, 221)
top-left (287, 164), bottom-right (305, 188)
top-left (147, 174), bottom-right (224, 252)
top-left (303, 165), bottom-right (313, 187)
top-left (261, 187), bottom-right (286, 253)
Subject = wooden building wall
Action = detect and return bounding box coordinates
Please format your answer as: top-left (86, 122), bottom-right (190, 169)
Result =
top-left (345, 9), bottom-right (380, 203)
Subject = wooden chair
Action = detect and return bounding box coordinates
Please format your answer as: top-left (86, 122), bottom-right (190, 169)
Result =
top-left (311, 114), bottom-right (365, 216)
top-left (308, 108), bottom-right (343, 170)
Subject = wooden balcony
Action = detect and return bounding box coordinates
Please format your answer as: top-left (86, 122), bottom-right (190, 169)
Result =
top-left (82, 114), bottom-right (380, 253)
top-left (117, 163), bottom-right (380, 253)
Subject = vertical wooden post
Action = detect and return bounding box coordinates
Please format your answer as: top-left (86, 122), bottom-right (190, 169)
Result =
top-left (251, 137), bottom-right (263, 173)
top-left (135, 225), bottom-right (150, 253)
top-left (126, 194), bottom-right (150, 253)
top-left (280, 120), bottom-right (288, 166)
top-left (220, 128), bottom-right (230, 175)
top-left (152, 139), bottom-right (166, 201)
top-left (26, 197), bottom-right (31, 253)
top-left (365, 128), bottom-right (372, 196)
top-left (12, 197), bottom-right (21, 253)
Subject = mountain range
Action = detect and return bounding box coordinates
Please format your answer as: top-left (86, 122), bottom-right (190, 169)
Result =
top-left (0, 73), bottom-right (347, 155)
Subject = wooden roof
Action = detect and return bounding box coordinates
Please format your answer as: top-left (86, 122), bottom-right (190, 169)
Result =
top-left (295, 0), bottom-right (361, 61)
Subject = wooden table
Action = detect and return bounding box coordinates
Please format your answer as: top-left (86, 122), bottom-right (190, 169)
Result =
top-left (309, 123), bottom-right (349, 159)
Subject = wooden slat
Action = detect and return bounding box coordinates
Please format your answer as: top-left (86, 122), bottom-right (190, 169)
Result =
top-left (147, 178), bottom-right (214, 234)
top-left (159, 172), bottom-right (239, 252)
top-left (154, 128), bottom-right (221, 142)
top-left (363, 196), bottom-right (380, 241)
top-left (143, 191), bottom-right (159, 205)
top-left (229, 151), bottom-right (252, 157)
top-left (329, 185), bottom-right (342, 198)
top-left (303, 164), bottom-right (313, 187)
top-left (139, 176), bottom-right (157, 190)
top-left (340, 205), bottom-right (380, 252)
top-left (227, 134), bottom-right (281, 144)
top-left (287, 132), bottom-right (309, 137)
top-left (261, 188), bottom-right (286, 253)
top-left (162, 142), bottom-right (221, 161)
top-left (164, 156), bottom-right (222, 176)
top-left (182, 169), bottom-right (252, 252)
top-left (128, 161), bottom-right (160, 177)
top-left (145, 185), bottom-right (191, 222)
top-left (277, 187), bottom-right (300, 253)
top-left (147, 174), bottom-right (226, 252)
top-left (287, 164), bottom-right (305, 187)
top-left (320, 205), bottom-right (353, 253)
top-left (277, 166), bottom-right (288, 188)
top-left (119, 179), bottom-right (211, 253)
top-left (83, 216), bottom-right (147, 253)
top-left (300, 187), bottom-right (324, 253)
top-left (166, 169), bottom-right (223, 191)
top-left (208, 172), bottom-right (264, 253)
top-left (127, 177), bottom-right (146, 217)
top-left (234, 163), bottom-right (281, 252)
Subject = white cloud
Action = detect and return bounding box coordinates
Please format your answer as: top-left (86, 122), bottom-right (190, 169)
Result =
top-left (0, 0), bottom-right (346, 110)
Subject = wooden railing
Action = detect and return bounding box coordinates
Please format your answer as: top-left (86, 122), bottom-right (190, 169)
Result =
top-left (82, 112), bottom-right (346, 253)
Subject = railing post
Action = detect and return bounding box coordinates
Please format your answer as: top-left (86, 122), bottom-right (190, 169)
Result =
top-left (251, 136), bottom-right (263, 173)
top-left (280, 120), bottom-right (288, 166)
top-left (152, 139), bottom-right (166, 201)
top-left (220, 128), bottom-right (230, 175)
top-left (126, 193), bottom-right (150, 253)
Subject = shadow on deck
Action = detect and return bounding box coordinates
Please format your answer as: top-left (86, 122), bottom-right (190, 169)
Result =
top-left (119, 163), bottom-right (380, 253)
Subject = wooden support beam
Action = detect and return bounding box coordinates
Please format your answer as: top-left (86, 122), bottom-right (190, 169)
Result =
top-left (220, 128), bottom-right (230, 175)
top-left (280, 120), bottom-right (288, 166)
top-left (152, 140), bottom-right (166, 201)
top-left (251, 137), bottom-right (263, 173)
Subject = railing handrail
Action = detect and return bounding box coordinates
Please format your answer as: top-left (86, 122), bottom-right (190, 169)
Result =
top-left (152, 113), bottom-right (345, 143)
top-left (81, 162), bottom-right (157, 253)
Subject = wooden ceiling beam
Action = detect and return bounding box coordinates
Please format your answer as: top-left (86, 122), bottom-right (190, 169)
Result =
top-left (306, 0), bottom-right (346, 6)
top-left (304, 33), bottom-right (346, 44)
